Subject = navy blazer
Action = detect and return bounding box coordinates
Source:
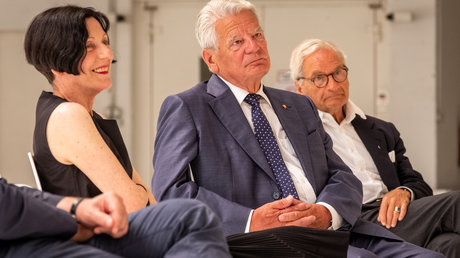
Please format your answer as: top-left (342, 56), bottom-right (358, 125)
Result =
top-left (153, 74), bottom-right (363, 236)
top-left (352, 115), bottom-right (433, 199)
top-left (0, 178), bottom-right (76, 244)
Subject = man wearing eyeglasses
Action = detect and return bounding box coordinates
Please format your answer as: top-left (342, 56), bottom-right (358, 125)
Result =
top-left (291, 38), bottom-right (460, 257)
top-left (153, 0), bottom-right (449, 257)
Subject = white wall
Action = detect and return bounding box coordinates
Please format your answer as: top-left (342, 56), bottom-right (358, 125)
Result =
top-left (260, 1), bottom-right (376, 114)
top-left (436, 0), bottom-right (460, 189)
top-left (378, 0), bottom-right (438, 187)
top-left (0, 31), bottom-right (46, 186)
top-left (0, 0), bottom-right (109, 30)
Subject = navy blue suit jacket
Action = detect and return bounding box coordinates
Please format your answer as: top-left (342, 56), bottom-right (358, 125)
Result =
top-left (153, 74), bottom-right (366, 236)
top-left (352, 115), bottom-right (433, 199)
top-left (0, 178), bottom-right (76, 245)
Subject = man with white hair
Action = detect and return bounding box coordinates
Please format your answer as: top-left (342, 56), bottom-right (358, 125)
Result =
top-left (153, 0), bottom-right (445, 257)
top-left (291, 38), bottom-right (460, 257)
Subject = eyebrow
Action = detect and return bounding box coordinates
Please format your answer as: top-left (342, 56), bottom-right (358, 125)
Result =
top-left (224, 25), bottom-right (263, 46)
top-left (310, 65), bottom-right (344, 76)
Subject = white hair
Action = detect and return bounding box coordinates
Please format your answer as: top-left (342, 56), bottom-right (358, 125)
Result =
top-left (195, 0), bottom-right (257, 50)
top-left (289, 39), bottom-right (347, 81)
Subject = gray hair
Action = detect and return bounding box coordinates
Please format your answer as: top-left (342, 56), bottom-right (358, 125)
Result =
top-left (289, 39), bottom-right (347, 81)
top-left (195, 0), bottom-right (257, 50)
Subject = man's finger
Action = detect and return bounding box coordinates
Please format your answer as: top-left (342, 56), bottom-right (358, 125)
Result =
top-left (270, 195), bottom-right (295, 209)
top-left (93, 217), bottom-right (126, 238)
top-left (89, 210), bottom-right (114, 231)
top-left (93, 216), bottom-right (113, 234)
top-left (378, 201), bottom-right (388, 226)
top-left (99, 193), bottom-right (128, 237)
top-left (398, 202), bottom-right (408, 221)
top-left (385, 197), bottom-right (400, 228)
top-left (278, 210), bottom-right (308, 222)
top-left (390, 207), bottom-right (399, 228)
top-left (385, 203), bottom-right (396, 228)
top-left (109, 210), bottom-right (128, 237)
top-left (287, 215), bottom-right (316, 227)
top-left (280, 202), bottom-right (312, 213)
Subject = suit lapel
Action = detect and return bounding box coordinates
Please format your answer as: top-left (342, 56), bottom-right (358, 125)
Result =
top-left (352, 116), bottom-right (398, 189)
top-left (207, 75), bottom-right (276, 181)
top-left (265, 88), bottom-right (317, 192)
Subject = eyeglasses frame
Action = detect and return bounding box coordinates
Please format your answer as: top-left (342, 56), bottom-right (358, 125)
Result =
top-left (297, 66), bottom-right (349, 88)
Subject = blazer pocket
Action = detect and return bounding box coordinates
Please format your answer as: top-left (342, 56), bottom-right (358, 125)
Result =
top-left (388, 150), bottom-right (395, 163)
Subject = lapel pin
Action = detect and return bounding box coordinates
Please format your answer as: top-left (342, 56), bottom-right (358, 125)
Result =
top-left (377, 145), bottom-right (381, 149)
top-left (282, 104), bottom-right (287, 109)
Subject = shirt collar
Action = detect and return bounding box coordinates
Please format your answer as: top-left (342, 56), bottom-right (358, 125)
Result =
top-left (318, 100), bottom-right (366, 125)
top-left (217, 75), bottom-right (272, 107)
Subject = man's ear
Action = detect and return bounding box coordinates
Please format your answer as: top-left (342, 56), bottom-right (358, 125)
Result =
top-left (202, 49), bottom-right (218, 74)
top-left (294, 80), bottom-right (304, 95)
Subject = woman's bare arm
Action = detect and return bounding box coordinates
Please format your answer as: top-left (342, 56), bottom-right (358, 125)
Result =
top-left (47, 102), bottom-right (150, 212)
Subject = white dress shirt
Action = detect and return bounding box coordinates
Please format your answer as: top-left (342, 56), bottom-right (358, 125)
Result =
top-left (319, 101), bottom-right (390, 204)
top-left (218, 76), bottom-right (343, 231)
top-left (319, 101), bottom-right (414, 203)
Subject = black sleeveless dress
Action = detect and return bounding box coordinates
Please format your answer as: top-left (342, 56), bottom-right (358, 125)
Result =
top-left (33, 91), bottom-right (133, 197)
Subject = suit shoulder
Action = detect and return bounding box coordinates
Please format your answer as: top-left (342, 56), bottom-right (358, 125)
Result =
top-left (265, 86), bottom-right (299, 98)
top-left (264, 86), bottom-right (315, 106)
top-left (162, 81), bottom-right (209, 105)
top-left (160, 80), bottom-right (215, 119)
top-left (177, 81), bottom-right (208, 98)
top-left (364, 115), bottom-right (397, 131)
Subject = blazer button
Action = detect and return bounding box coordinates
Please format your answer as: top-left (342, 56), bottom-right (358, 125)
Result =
top-left (272, 192), bottom-right (280, 200)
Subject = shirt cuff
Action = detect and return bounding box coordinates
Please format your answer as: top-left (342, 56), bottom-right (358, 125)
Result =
top-left (317, 202), bottom-right (343, 230)
top-left (245, 209), bottom-right (254, 233)
top-left (397, 186), bottom-right (414, 201)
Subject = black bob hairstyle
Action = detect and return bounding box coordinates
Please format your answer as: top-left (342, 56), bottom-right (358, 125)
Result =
top-left (24, 5), bottom-right (111, 84)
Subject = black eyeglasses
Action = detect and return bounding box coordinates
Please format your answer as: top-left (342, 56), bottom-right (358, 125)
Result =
top-left (297, 66), bottom-right (349, 88)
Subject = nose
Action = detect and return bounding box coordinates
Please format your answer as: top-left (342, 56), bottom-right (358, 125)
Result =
top-left (99, 44), bottom-right (113, 61)
top-left (245, 37), bottom-right (261, 53)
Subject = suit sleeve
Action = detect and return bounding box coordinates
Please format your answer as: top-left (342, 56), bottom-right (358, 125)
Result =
top-left (152, 95), bottom-right (252, 235)
top-left (0, 178), bottom-right (77, 240)
top-left (388, 122), bottom-right (433, 199)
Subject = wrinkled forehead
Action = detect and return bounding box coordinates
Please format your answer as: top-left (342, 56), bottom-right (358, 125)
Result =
top-left (304, 48), bottom-right (344, 74)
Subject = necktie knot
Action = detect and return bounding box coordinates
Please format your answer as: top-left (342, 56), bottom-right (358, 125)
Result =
top-left (244, 94), bottom-right (261, 107)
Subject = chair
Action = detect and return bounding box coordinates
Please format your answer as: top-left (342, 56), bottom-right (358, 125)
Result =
top-left (27, 152), bottom-right (42, 191)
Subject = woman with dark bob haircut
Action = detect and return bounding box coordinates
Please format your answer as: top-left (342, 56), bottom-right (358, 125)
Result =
top-left (25, 5), bottom-right (155, 212)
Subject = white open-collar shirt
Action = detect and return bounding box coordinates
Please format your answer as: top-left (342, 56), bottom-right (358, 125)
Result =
top-left (319, 100), bottom-right (389, 204)
top-left (218, 75), bottom-right (342, 231)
